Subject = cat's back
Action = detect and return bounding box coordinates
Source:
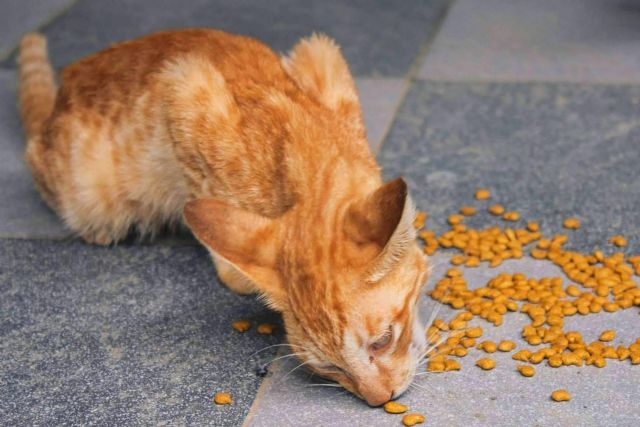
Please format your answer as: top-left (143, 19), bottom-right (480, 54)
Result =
top-left (56, 29), bottom-right (295, 115)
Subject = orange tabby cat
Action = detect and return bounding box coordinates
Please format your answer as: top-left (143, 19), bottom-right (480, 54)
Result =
top-left (18, 29), bottom-right (428, 405)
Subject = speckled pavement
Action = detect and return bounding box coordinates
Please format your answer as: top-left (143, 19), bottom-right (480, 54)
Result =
top-left (2, 0), bottom-right (640, 426)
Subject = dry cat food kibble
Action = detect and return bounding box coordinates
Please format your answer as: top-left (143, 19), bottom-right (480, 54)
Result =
top-left (383, 401), bottom-right (408, 414)
top-left (213, 392), bottom-right (232, 405)
top-left (231, 319), bottom-right (251, 332)
top-left (414, 187), bottom-right (639, 408)
top-left (460, 206), bottom-right (477, 216)
top-left (257, 323), bottom-right (276, 334)
top-left (563, 218), bottom-right (581, 230)
top-left (498, 340), bottom-right (517, 352)
top-left (551, 389), bottom-right (571, 402)
top-left (476, 358), bottom-right (496, 370)
top-left (402, 413), bottom-right (426, 426)
top-left (475, 188), bottom-right (491, 200)
top-left (517, 365), bottom-right (535, 377)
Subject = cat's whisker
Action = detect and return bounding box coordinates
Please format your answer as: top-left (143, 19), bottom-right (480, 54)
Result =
top-left (276, 360), bottom-right (312, 385)
top-left (249, 343), bottom-right (309, 358)
top-left (265, 352), bottom-right (306, 365)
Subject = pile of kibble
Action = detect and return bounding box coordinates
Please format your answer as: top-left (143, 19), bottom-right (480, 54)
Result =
top-left (383, 188), bottom-right (639, 425)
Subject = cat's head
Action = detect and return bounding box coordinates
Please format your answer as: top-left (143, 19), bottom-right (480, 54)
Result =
top-left (184, 178), bottom-right (428, 406)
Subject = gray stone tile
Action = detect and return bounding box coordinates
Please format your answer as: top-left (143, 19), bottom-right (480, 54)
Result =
top-left (378, 81), bottom-right (640, 253)
top-left (0, 70), bottom-right (70, 239)
top-left (246, 254), bottom-right (640, 426)
top-left (0, 239), bottom-right (281, 426)
top-left (0, 0), bottom-right (75, 61)
top-left (2, 0), bottom-right (449, 77)
top-left (419, 0), bottom-right (640, 83)
top-left (356, 78), bottom-right (406, 153)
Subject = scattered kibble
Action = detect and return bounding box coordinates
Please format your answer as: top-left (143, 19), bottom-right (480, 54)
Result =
top-left (475, 188), bottom-right (491, 200)
top-left (213, 392), bottom-right (232, 405)
top-left (402, 413), bottom-right (426, 426)
top-left (609, 235), bottom-right (627, 247)
top-left (477, 341), bottom-right (497, 353)
top-left (599, 330), bottom-right (616, 342)
top-left (517, 365), bottom-right (535, 377)
top-left (465, 327), bottom-right (483, 338)
top-left (476, 358), bottom-right (496, 370)
top-left (411, 188), bottom-right (640, 412)
top-left (502, 211), bottom-right (520, 221)
top-left (563, 218), bottom-right (581, 230)
top-left (414, 211), bottom-right (427, 229)
top-left (498, 340), bottom-right (517, 352)
top-left (460, 206), bottom-right (477, 216)
top-left (257, 323), bottom-right (276, 334)
top-left (383, 401), bottom-right (408, 414)
top-left (551, 389), bottom-right (571, 402)
top-left (231, 319), bottom-right (251, 333)
top-left (488, 204), bottom-right (505, 215)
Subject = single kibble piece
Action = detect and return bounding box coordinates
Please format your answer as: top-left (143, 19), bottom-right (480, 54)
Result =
top-left (427, 360), bottom-right (445, 372)
top-left (213, 392), bottom-right (232, 405)
top-left (465, 327), bottom-right (483, 338)
top-left (599, 330), bottom-right (616, 342)
top-left (498, 340), bottom-right (517, 352)
top-left (475, 188), bottom-right (491, 200)
top-left (460, 206), bottom-right (477, 216)
top-left (512, 350), bottom-right (531, 362)
top-left (609, 235), bottom-right (627, 247)
top-left (448, 214), bottom-right (465, 225)
top-left (413, 211), bottom-right (427, 229)
top-left (488, 204), bottom-right (505, 215)
top-left (478, 341), bottom-right (497, 353)
top-left (551, 389), bottom-right (571, 402)
top-left (383, 401), bottom-right (408, 414)
top-left (476, 358), bottom-right (496, 370)
top-left (517, 365), bottom-right (535, 377)
top-left (231, 319), bottom-right (251, 333)
top-left (402, 413), bottom-right (426, 426)
top-left (257, 323), bottom-right (276, 334)
top-left (502, 211), bottom-right (520, 221)
top-left (445, 359), bottom-right (461, 371)
top-left (563, 218), bottom-right (581, 230)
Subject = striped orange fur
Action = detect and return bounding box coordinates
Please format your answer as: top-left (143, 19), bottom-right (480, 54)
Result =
top-left (18, 29), bottom-right (428, 405)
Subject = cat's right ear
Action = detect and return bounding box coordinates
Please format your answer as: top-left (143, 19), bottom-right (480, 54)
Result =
top-left (343, 178), bottom-right (416, 283)
top-left (183, 199), bottom-right (287, 310)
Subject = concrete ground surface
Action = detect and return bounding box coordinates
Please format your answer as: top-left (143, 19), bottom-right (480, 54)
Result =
top-left (1, 1), bottom-right (639, 426)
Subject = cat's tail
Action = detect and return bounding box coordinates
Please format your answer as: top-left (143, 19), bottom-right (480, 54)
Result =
top-left (18, 33), bottom-right (57, 138)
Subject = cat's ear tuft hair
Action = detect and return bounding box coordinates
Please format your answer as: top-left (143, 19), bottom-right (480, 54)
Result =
top-left (183, 199), bottom-right (287, 310)
top-left (343, 178), bottom-right (415, 283)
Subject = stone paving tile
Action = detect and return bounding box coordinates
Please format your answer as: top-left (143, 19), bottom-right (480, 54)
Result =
top-left (0, 239), bottom-right (282, 426)
top-left (378, 81), bottom-right (640, 253)
top-left (419, 0), bottom-right (640, 83)
top-left (356, 78), bottom-right (406, 153)
top-left (246, 254), bottom-right (640, 426)
top-left (1, 0), bottom-right (449, 77)
top-left (0, 0), bottom-right (75, 61)
top-left (0, 70), bottom-right (70, 239)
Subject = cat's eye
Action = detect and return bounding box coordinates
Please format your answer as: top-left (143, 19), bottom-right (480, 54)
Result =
top-left (370, 326), bottom-right (394, 353)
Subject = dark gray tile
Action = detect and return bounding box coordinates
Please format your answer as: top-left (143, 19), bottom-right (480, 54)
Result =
top-left (246, 254), bottom-right (640, 426)
top-left (0, 70), bottom-right (70, 239)
top-left (0, 239), bottom-right (282, 426)
top-left (1, 0), bottom-right (449, 77)
top-left (0, 0), bottom-right (75, 61)
top-left (379, 81), bottom-right (640, 253)
top-left (420, 0), bottom-right (640, 83)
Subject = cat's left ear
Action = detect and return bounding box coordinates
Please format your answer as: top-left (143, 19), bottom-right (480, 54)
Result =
top-left (183, 199), bottom-right (287, 310)
top-left (282, 33), bottom-right (365, 139)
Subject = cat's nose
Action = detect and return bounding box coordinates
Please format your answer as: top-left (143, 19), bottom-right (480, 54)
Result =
top-left (363, 389), bottom-right (392, 407)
